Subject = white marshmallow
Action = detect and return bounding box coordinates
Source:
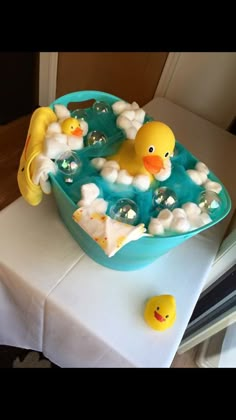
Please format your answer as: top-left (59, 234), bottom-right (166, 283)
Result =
top-left (197, 171), bottom-right (208, 184)
top-left (78, 119), bottom-right (88, 136)
top-left (134, 108), bottom-right (145, 124)
top-left (116, 169), bottom-right (133, 185)
top-left (157, 209), bottom-right (173, 229)
top-left (103, 160), bottom-right (120, 171)
top-left (130, 101), bottom-right (140, 110)
top-left (89, 198), bottom-right (108, 214)
top-left (132, 120), bottom-right (143, 131)
top-left (101, 167), bottom-right (118, 183)
top-left (204, 180), bottom-right (222, 194)
top-left (91, 157), bottom-right (106, 170)
top-left (116, 115), bottom-right (132, 130)
top-left (78, 198), bottom-right (108, 214)
top-left (132, 175), bottom-right (151, 191)
top-left (172, 208), bottom-right (186, 218)
top-left (67, 136), bottom-right (84, 150)
top-left (54, 104), bottom-right (71, 120)
top-left (182, 202), bottom-right (201, 216)
top-left (126, 127), bottom-right (138, 140)
top-left (199, 212), bottom-right (212, 225)
top-left (195, 161), bottom-right (209, 174)
top-left (121, 110), bottom-right (136, 121)
top-left (154, 160), bottom-right (172, 181)
top-left (77, 199), bottom-right (89, 207)
top-left (148, 218), bottom-right (165, 235)
top-left (170, 216), bottom-right (190, 233)
top-left (112, 101), bottom-right (131, 115)
top-left (45, 132), bottom-right (67, 144)
top-left (188, 215), bottom-right (205, 229)
top-left (46, 122), bottom-right (62, 135)
top-left (80, 183), bottom-right (100, 205)
top-left (186, 169), bottom-right (202, 185)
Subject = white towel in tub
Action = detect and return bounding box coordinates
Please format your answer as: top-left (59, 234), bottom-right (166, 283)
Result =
top-left (72, 206), bottom-right (147, 257)
top-left (31, 153), bottom-right (57, 194)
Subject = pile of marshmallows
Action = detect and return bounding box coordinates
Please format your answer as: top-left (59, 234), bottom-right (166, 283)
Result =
top-left (149, 161), bottom-right (222, 235)
top-left (148, 202), bottom-right (212, 235)
top-left (91, 157), bottom-right (151, 192)
top-left (112, 100), bottom-right (146, 140)
top-left (186, 161), bottom-right (222, 194)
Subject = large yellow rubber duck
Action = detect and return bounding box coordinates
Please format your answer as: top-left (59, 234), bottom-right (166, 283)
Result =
top-left (144, 294), bottom-right (176, 331)
top-left (109, 121), bottom-right (175, 181)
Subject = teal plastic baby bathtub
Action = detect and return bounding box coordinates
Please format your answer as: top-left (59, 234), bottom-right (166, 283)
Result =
top-left (49, 91), bottom-right (231, 271)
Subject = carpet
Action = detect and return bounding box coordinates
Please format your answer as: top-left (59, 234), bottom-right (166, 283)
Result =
top-left (0, 345), bottom-right (60, 368)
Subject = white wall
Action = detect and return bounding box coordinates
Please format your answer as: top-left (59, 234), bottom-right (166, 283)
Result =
top-left (156, 53), bottom-right (236, 129)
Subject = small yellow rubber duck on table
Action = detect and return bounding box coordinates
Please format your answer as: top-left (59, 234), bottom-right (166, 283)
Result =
top-left (144, 294), bottom-right (176, 331)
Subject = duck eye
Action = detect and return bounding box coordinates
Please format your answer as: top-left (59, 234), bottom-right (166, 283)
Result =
top-left (71, 126), bottom-right (73, 129)
top-left (165, 315), bottom-right (169, 318)
top-left (149, 146), bottom-right (155, 153)
top-left (165, 152), bottom-right (169, 157)
top-left (156, 306), bottom-right (160, 311)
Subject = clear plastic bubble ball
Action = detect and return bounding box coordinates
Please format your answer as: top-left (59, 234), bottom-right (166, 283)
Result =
top-left (92, 101), bottom-right (111, 114)
top-left (110, 198), bottom-right (139, 225)
top-left (198, 190), bottom-right (222, 214)
top-left (153, 187), bottom-right (178, 210)
top-left (87, 130), bottom-right (107, 146)
top-left (71, 109), bottom-right (88, 120)
top-left (55, 151), bottom-right (81, 184)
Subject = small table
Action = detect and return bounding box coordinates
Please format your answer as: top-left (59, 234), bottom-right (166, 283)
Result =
top-left (0, 98), bottom-right (235, 367)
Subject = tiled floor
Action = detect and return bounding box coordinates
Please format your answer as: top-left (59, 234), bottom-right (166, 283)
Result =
top-left (0, 344), bottom-right (198, 368)
top-left (0, 345), bottom-right (59, 368)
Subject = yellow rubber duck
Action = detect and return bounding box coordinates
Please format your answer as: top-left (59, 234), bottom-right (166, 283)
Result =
top-left (109, 121), bottom-right (175, 181)
top-left (144, 294), bottom-right (176, 331)
top-left (61, 117), bottom-right (83, 137)
top-left (43, 116), bottom-right (88, 160)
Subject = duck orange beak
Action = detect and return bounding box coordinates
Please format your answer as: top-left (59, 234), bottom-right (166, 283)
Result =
top-left (72, 127), bottom-right (83, 137)
top-left (143, 155), bottom-right (164, 174)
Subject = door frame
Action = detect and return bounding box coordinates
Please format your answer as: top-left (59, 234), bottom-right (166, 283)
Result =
top-left (39, 52), bottom-right (58, 106)
top-left (39, 52), bottom-right (180, 106)
top-left (154, 53), bottom-right (181, 97)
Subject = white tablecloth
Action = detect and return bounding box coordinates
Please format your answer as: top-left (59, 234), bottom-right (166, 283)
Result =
top-left (43, 222), bottom-right (225, 367)
top-left (0, 197), bottom-right (83, 350)
top-left (0, 98), bottom-right (235, 367)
